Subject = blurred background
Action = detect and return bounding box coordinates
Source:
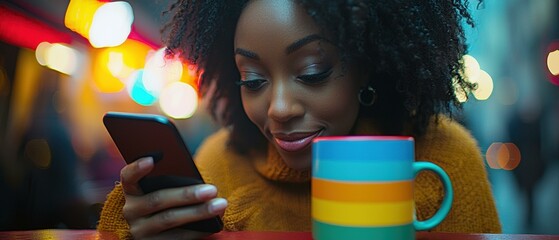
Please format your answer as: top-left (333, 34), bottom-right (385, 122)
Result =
top-left (0, 0), bottom-right (558, 234)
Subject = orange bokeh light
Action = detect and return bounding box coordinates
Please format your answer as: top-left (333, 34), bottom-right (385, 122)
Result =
top-left (500, 143), bottom-right (521, 170)
top-left (486, 143), bottom-right (502, 169)
top-left (486, 142), bottom-right (521, 170)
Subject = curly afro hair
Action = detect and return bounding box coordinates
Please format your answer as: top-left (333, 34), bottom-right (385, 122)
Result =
top-left (163, 0), bottom-right (478, 153)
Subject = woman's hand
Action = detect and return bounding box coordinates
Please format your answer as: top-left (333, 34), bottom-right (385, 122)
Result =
top-left (120, 157), bottom-right (227, 239)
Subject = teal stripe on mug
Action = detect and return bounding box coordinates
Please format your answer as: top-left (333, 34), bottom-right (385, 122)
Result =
top-left (313, 139), bottom-right (414, 162)
top-left (312, 160), bottom-right (413, 181)
top-left (313, 220), bottom-right (415, 240)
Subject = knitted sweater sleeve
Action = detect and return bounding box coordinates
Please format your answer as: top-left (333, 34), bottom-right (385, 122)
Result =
top-left (414, 118), bottom-right (502, 233)
top-left (97, 183), bottom-right (132, 239)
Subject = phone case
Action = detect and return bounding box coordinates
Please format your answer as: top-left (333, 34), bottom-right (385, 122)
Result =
top-left (103, 111), bottom-right (223, 233)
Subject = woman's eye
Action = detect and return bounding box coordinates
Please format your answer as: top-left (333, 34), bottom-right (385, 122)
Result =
top-left (297, 68), bottom-right (333, 84)
top-left (236, 79), bottom-right (267, 91)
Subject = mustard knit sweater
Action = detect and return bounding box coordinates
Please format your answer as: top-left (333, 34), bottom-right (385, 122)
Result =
top-left (97, 117), bottom-right (501, 238)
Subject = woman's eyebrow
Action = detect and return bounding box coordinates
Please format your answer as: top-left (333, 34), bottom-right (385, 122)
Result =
top-left (235, 48), bottom-right (260, 60)
top-left (285, 34), bottom-right (323, 54)
top-left (234, 34), bottom-right (324, 60)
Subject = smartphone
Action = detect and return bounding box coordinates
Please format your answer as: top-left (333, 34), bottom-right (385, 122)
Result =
top-left (102, 111), bottom-right (223, 233)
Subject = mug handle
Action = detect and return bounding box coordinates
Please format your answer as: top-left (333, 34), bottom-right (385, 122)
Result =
top-left (412, 162), bottom-right (454, 231)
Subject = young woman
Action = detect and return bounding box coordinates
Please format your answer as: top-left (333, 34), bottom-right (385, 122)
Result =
top-left (98, 0), bottom-right (502, 238)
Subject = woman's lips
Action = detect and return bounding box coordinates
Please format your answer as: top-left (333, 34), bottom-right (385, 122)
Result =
top-left (273, 130), bottom-right (323, 152)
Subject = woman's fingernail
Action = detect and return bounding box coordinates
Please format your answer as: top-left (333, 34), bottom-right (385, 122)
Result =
top-left (137, 157), bottom-right (153, 170)
top-left (208, 198), bottom-right (227, 214)
top-left (196, 185), bottom-right (217, 199)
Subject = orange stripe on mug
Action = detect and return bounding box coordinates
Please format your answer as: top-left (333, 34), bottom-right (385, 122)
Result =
top-left (312, 197), bottom-right (414, 226)
top-left (312, 178), bottom-right (413, 202)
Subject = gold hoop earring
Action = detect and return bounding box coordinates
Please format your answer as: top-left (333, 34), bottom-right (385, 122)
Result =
top-left (358, 86), bottom-right (377, 106)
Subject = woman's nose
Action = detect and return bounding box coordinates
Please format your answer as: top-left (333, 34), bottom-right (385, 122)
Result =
top-left (267, 82), bottom-right (304, 122)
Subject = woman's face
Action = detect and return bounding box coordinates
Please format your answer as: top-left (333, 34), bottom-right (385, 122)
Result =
top-left (234, 0), bottom-right (365, 170)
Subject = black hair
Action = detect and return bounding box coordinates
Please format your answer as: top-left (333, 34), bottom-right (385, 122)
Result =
top-left (163, 0), bottom-right (478, 153)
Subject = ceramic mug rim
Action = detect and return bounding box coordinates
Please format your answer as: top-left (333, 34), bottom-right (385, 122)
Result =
top-left (313, 135), bottom-right (413, 142)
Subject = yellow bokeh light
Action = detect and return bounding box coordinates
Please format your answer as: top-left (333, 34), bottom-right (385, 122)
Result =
top-left (35, 42), bottom-right (81, 76)
top-left (461, 54), bottom-right (481, 83)
top-left (107, 52), bottom-right (134, 80)
top-left (45, 43), bottom-right (80, 76)
top-left (64, 0), bottom-right (103, 39)
top-left (35, 42), bottom-right (51, 66)
top-left (472, 70), bottom-right (493, 100)
top-left (107, 52), bottom-right (125, 77)
top-left (547, 50), bottom-right (559, 76)
top-left (92, 39), bottom-right (153, 93)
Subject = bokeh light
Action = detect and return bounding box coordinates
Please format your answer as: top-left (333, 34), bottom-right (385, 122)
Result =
top-left (44, 43), bottom-right (80, 76)
top-left (107, 52), bottom-right (135, 80)
top-left (24, 139), bottom-right (52, 169)
top-left (472, 70), bottom-right (494, 100)
top-left (499, 143), bottom-right (521, 170)
top-left (486, 142), bottom-right (503, 169)
top-left (454, 54), bottom-right (483, 103)
top-left (455, 54), bottom-right (495, 101)
top-left (89, 1), bottom-right (134, 48)
top-left (126, 69), bottom-right (157, 106)
top-left (35, 42), bottom-right (82, 76)
top-left (546, 41), bottom-right (559, 86)
top-left (64, 0), bottom-right (103, 39)
top-left (486, 142), bottom-right (522, 170)
top-left (142, 47), bottom-right (184, 98)
top-left (461, 54), bottom-right (481, 83)
top-left (547, 50), bottom-right (559, 76)
top-left (159, 82), bottom-right (198, 119)
top-left (35, 41), bottom-right (51, 66)
top-left (92, 39), bottom-right (152, 93)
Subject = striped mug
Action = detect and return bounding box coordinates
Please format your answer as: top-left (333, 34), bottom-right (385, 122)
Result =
top-left (311, 136), bottom-right (453, 240)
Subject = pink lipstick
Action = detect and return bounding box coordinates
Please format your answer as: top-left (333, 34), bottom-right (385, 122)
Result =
top-left (273, 130), bottom-right (322, 152)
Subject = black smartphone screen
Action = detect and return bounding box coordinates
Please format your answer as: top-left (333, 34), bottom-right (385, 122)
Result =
top-left (102, 111), bottom-right (223, 233)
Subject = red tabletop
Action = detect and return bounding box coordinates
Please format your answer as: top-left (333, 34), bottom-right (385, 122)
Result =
top-left (0, 229), bottom-right (558, 240)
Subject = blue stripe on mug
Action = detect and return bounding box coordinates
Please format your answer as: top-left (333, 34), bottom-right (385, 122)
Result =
top-left (312, 160), bottom-right (413, 181)
top-left (313, 139), bottom-right (414, 162)
top-left (313, 220), bottom-right (415, 240)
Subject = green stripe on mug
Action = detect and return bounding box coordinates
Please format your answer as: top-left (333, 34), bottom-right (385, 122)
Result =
top-left (312, 160), bottom-right (413, 181)
top-left (312, 197), bottom-right (413, 226)
top-left (313, 220), bottom-right (415, 240)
